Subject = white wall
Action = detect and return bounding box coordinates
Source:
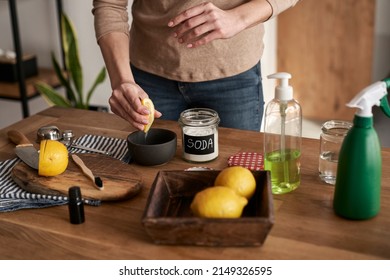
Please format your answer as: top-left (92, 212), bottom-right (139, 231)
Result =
top-left (262, 19), bottom-right (278, 106)
top-left (62, 0), bottom-right (111, 106)
top-left (0, 1), bottom-right (389, 129)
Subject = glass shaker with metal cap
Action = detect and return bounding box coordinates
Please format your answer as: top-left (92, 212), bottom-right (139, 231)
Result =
top-left (62, 130), bottom-right (74, 147)
top-left (178, 108), bottom-right (220, 163)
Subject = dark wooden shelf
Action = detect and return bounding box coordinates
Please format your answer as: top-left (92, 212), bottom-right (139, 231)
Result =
top-left (0, 67), bottom-right (61, 100)
top-left (3, 0), bottom-right (64, 117)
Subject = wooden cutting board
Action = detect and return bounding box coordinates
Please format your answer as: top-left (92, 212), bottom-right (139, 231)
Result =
top-left (11, 153), bottom-right (142, 201)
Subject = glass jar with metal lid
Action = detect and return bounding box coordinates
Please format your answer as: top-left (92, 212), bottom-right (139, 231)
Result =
top-left (178, 108), bottom-right (220, 163)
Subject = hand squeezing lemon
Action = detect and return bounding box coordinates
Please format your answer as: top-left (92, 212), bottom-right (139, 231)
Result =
top-left (141, 98), bottom-right (155, 133)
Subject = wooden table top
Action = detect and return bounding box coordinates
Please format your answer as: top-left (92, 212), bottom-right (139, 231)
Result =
top-left (0, 107), bottom-right (389, 260)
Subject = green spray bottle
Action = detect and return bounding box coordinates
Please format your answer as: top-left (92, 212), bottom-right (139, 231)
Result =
top-left (334, 78), bottom-right (390, 220)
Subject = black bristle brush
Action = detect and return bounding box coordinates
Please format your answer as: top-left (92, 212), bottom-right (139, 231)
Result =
top-left (71, 154), bottom-right (104, 190)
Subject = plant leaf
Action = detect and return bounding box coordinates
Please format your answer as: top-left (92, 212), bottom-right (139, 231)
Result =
top-left (86, 67), bottom-right (106, 105)
top-left (61, 14), bottom-right (79, 68)
top-left (56, 12), bottom-right (105, 109)
top-left (67, 39), bottom-right (83, 106)
top-left (61, 15), bottom-right (69, 59)
top-left (51, 52), bottom-right (77, 105)
top-left (35, 82), bottom-right (72, 107)
top-left (61, 14), bottom-right (83, 105)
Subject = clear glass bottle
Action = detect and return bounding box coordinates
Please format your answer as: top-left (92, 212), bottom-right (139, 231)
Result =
top-left (264, 73), bottom-right (302, 194)
top-left (178, 108), bottom-right (220, 163)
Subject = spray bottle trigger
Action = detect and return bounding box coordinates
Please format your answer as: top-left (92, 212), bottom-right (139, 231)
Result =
top-left (383, 77), bottom-right (390, 89)
top-left (380, 96), bottom-right (390, 117)
top-left (380, 78), bottom-right (390, 118)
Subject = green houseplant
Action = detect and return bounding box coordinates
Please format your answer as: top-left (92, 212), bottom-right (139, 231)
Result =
top-left (35, 13), bottom-right (106, 109)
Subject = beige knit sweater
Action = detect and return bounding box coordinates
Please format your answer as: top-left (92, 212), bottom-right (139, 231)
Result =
top-left (92, 0), bottom-right (299, 82)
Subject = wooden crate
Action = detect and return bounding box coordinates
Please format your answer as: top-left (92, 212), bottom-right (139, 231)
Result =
top-left (142, 170), bottom-right (274, 247)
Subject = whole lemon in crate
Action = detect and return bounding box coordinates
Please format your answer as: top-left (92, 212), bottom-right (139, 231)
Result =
top-left (214, 166), bottom-right (256, 199)
top-left (190, 186), bottom-right (248, 218)
top-left (38, 140), bottom-right (69, 176)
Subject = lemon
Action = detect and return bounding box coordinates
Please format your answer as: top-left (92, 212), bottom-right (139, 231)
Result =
top-left (141, 97), bottom-right (155, 133)
top-left (38, 140), bottom-right (69, 176)
top-left (190, 186), bottom-right (248, 218)
top-left (214, 166), bottom-right (256, 199)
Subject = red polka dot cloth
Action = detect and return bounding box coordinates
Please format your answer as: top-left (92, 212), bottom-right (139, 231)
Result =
top-left (227, 152), bottom-right (264, 171)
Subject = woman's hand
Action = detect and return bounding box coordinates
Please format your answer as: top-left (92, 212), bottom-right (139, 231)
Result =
top-left (109, 82), bottom-right (162, 131)
top-left (168, 2), bottom-right (243, 48)
top-left (168, 0), bottom-right (272, 48)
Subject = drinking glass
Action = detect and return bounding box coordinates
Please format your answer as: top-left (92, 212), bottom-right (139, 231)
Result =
top-left (319, 120), bottom-right (352, 185)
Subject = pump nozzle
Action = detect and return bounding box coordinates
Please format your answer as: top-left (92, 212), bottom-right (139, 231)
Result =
top-left (347, 80), bottom-right (389, 117)
top-left (267, 72), bottom-right (293, 101)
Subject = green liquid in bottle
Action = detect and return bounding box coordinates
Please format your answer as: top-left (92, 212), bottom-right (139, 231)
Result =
top-left (265, 149), bottom-right (301, 194)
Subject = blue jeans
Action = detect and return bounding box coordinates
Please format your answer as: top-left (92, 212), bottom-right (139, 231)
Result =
top-left (131, 63), bottom-right (264, 131)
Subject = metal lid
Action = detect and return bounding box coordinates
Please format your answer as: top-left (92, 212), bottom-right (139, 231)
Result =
top-left (228, 152), bottom-right (264, 171)
top-left (62, 130), bottom-right (74, 140)
top-left (179, 108), bottom-right (220, 126)
top-left (36, 125), bottom-right (61, 142)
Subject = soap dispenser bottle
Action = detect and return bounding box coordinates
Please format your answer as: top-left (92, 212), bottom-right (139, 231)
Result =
top-left (334, 78), bottom-right (390, 220)
top-left (264, 72), bottom-right (302, 194)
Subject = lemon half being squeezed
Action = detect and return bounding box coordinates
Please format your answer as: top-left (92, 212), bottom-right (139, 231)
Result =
top-left (141, 97), bottom-right (155, 133)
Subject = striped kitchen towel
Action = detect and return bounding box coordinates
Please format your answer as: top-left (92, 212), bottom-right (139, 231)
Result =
top-left (0, 134), bottom-right (128, 212)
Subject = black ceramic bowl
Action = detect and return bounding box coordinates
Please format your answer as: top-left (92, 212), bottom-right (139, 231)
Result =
top-left (127, 128), bottom-right (177, 166)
